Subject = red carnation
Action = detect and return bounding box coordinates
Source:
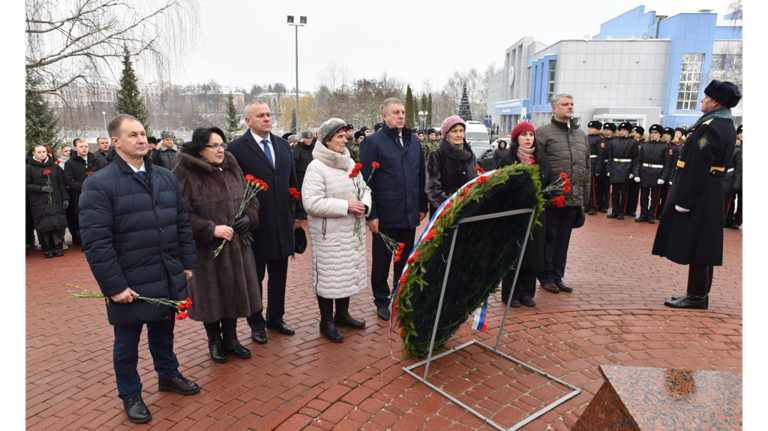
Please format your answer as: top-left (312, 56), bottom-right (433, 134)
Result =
top-left (354, 163), bottom-right (363, 170)
top-left (559, 172), bottom-right (568, 180)
top-left (424, 230), bottom-right (435, 241)
top-left (245, 174), bottom-right (255, 183)
top-left (563, 179), bottom-right (571, 193)
top-left (399, 275), bottom-right (407, 285)
top-left (289, 187), bottom-right (301, 200)
top-left (86, 171), bottom-right (94, 176)
top-left (372, 162), bottom-right (380, 169)
top-left (43, 170), bottom-right (51, 175)
top-left (475, 167), bottom-right (485, 174)
top-left (443, 201), bottom-right (452, 212)
top-left (176, 311), bottom-right (189, 320)
top-left (476, 176), bottom-right (488, 184)
top-left (407, 250), bottom-right (420, 264)
top-left (55, 160), bottom-right (61, 164)
top-left (553, 195), bottom-right (565, 208)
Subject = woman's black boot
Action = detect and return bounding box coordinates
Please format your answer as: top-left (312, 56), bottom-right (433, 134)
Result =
top-left (203, 321), bottom-right (228, 363)
top-left (221, 318), bottom-right (252, 359)
top-left (317, 296), bottom-right (343, 343)
top-left (334, 297), bottom-right (365, 329)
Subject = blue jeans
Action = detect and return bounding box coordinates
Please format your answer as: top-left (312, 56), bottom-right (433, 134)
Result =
top-left (113, 319), bottom-right (180, 399)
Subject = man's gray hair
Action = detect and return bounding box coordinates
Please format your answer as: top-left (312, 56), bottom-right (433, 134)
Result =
top-left (244, 101), bottom-right (269, 118)
top-left (550, 93), bottom-right (574, 106)
top-left (96, 136), bottom-right (108, 142)
top-left (380, 97), bottom-right (404, 114)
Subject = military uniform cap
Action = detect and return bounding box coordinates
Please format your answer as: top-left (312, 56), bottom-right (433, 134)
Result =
top-left (588, 120), bottom-right (603, 129)
top-left (662, 127), bottom-right (674, 136)
top-left (704, 80), bottom-right (742, 108)
top-left (354, 131), bottom-right (364, 140)
top-left (674, 127), bottom-right (686, 134)
top-left (649, 124), bottom-right (663, 134)
top-left (736, 124), bottom-right (743, 134)
top-left (633, 126), bottom-right (645, 136)
top-left (618, 122), bottom-right (633, 132)
top-left (603, 123), bottom-right (617, 132)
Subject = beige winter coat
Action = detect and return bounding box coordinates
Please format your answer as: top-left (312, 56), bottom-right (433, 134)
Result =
top-left (302, 143), bottom-right (372, 299)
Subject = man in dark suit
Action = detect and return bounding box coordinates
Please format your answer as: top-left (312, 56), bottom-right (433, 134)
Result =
top-left (360, 98), bottom-right (427, 320)
top-left (228, 101), bottom-right (302, 344)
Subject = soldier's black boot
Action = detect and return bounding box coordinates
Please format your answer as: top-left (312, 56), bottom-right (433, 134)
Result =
top-left (203, 322), bottom-right (228, 364)
top-left (635, 214), bottom-right (647, 222)
top-left (221, 318), bottom-right (251, 359)
top-left (318, 296), bottom-right (343, 343)
top-left (607, 212), bottom-right (619, 219)
top-left (334, 297), bottom-right (365, 329)
top-left (664, 295), bottom-right (708, 310)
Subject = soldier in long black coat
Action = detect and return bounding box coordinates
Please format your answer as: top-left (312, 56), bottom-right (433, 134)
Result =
top-left (596, 123), bottom-right (615, 212)
top-left (625, 126), bottom-right (645, 217)
top-left (604, 123), bottom-right (638, 220)
top-left (657, 127), bottom-right (677, 218)
top-left (633, 124), bottom-right (673, 224)
top-left (653, 80), bottom-right (741, 310)
top-left (63, 140), bottom-right (108, 243)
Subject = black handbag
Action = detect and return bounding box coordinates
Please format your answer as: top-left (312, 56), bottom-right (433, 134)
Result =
top-left (294, 226), bottom-right (307, 254)
top-left (573, 207), bottom-right (586, 229)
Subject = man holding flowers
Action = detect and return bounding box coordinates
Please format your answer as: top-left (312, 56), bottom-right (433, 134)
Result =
top-left (79, 114), bottom-right (199, 424)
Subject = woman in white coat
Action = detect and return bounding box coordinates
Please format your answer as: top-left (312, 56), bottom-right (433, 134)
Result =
top-left (302, 118), bottom-right (372, 342)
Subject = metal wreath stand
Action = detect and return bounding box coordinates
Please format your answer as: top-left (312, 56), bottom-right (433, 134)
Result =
top-left (402, 207), bottom-right (581, 431)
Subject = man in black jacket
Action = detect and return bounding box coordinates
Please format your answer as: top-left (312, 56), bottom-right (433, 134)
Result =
top-left (292, 130), bottom-right (315, 192)
top-left (95, 136), bottom-right (114, 164)
top-left (633, 124), bottom-right (673, 224)
top-left (653, 80), bottom-right (741, 310)
top-left (586, 121), bottom-right (605, 215)
top-left (228, 102), bottom-right (303, 344)
top-left (151, 131), bottom-right (180, 171)
top-left (79, 114), bottom-right (199, 424)
top-left (63, 139), bottom-right (107, 243)
top-left (360, 98), bottom-right (427, 320)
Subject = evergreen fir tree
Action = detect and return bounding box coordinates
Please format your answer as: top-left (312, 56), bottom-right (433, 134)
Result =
top-left (224, 93), bottom-right (241, 138)
top-left (427, 94), bottom-right (433, 128)
top-left (290, 109), bottom-right (297, 134)
top-left (25, 74), bottom-right (60, 152)
top-left (414, 97), bottom-right (421, 129)
top-left (404, 85), bottom-right (415, 129)
top-left (114, 46), bottom-right (151, 135)
top-left (458, 83), bottom-right (472, 121)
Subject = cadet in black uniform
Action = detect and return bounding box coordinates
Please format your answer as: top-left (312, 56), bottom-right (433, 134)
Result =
top-left (597, 123), bottom-right (616, 212)
top-left (724, 124), bottom-right (743, 229)
top-left (657, 127), bottom-right (676, 217)
top-left (605, 122), bottom-right (638, 220)
top-left (653, 80), bottom-right (742, 310)
top-left (625, 126), bottom-right (644, 217)
top-left (633, 124), bottom-right (673, 224)
top-left (586, 121), bottom-right (605, 215)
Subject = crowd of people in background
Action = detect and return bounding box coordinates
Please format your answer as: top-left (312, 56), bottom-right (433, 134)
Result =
top-left (25, 87), bottom-right (743, 423)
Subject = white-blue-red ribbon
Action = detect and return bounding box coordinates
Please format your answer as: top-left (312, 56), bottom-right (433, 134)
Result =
top-left (471, 298), bottom-right (489, 332)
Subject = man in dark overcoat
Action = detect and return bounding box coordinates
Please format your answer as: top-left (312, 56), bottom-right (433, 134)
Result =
top-left (228, 101), bottom-right (303, 344)
top-left (63, 138), bottom-right (107, 243)
top-left (653, 80), bottom-right (742, 310)
top-left (79, 114), bottom-right (199, 424)
top-left (360, 98), bottom-right (427, 320)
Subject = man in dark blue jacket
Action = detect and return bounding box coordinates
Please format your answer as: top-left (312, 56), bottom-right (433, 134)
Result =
top-left (79, 114), bottom-right (199, 424)
top-left (228, 101), bottom-right (303, 344)
top-left (360, 98), bottom-right (427, 320)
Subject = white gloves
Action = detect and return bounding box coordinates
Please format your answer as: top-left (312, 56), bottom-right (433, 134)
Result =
top-left (629, 174), bottom-right (634, 179)
top-left (675, 205), bottom-right (690, 213)
top-left (634, 177), bottom-right (641, 183)
top-left (657, 179), bottom-right (665, 185)
top-left (607, 172), bottom-right (610, 177)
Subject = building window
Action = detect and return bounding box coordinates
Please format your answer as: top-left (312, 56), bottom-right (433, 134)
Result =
top-left (547, 60), bottom-right (557, 103)
top-left (712, 54), bottom-right (726, 70)
top-left (677, 53), bottom-right (703, 110)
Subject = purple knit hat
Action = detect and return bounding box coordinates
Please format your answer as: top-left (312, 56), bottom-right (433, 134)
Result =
top-left (441, 116), bottom-right (466, 137)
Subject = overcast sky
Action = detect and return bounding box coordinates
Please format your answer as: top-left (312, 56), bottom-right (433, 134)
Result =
top-left (169, 0), bottom-right (734, 94)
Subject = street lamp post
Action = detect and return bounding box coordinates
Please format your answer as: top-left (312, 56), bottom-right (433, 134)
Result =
top-left (287, 15), bottom-right (307, 134)
top-left (101, 111), bottom-right (107, 137)
top-left (418, 110), bottom-right (427, 131)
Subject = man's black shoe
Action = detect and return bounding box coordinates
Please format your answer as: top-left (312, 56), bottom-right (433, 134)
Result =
top-left (730, 225), bottom-right (741, 230)
top-left (664, 295), bottom-right (709, 310)
top-left (628, 212), bottom-right (637, 217)
top-left (600, 207), bottom-right (609, 213)
top-left (509, 299), bottom-right (521, 308)
top-left (647, 218), bottom-right (655, 224)
top-left (158, 375), bottom-right (200, 395)
top-left (251, 330), bottom-right (268, 344)
top-left (617, 213), bottom-right (625, 220)
top-left (587, 209), bottom-right (597, 216)
top-left (555, 281), bottom-right (573, 293)
top-left (635, 215), bottom-right (646, 223)
top-left (607, 212), bottom-right (619, 219)
top-left (376, 307), bottom-right (390, 321)
top-left (541, 283), bottom-right (560, 294)
top-left (671, 295), bottom-right (685, 301)
top-left (266, 321), bottom-right (295, 335)
top-left (123, 394), bottom-right (152, 424)
top-left (521, 296), bottom-right (536, 307)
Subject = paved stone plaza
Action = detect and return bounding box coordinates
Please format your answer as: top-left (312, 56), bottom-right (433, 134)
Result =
top-left (26, 215), bottom-right (743, 430)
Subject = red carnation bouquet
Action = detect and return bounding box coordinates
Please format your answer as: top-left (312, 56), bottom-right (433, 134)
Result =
top-left (67, 284), bottom-right (192, 320)
top-left (541, 172), bottom-right (570, 208)
top-left (43, 169), bottom-right (52, 204)
top-left (213, 175), bottom-right (268, 257)
top-left (377, 233), bottom-right (405, 262)
top-left (350, 162), bottom-right (379, 244)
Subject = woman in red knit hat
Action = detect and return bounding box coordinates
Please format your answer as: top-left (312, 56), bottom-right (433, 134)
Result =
top-left (497, 122), bottom-right (557, 307)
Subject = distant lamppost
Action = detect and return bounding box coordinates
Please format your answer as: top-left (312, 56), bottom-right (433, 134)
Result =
top-left (101, 111), bottom-right (107, 137)
top-left (287, 15), bottom-right (307, 134)
top-left (418, 110), bottom-right (427, 131)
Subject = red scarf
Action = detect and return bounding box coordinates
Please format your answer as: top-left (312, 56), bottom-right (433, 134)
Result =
top-left (517, 145), bottom-right (536, 165)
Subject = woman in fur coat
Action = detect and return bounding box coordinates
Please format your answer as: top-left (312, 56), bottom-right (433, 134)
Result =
top-left (173, 127), bottom-right (262, 363)
top-left (302, 118), bottom-right (372, 343)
